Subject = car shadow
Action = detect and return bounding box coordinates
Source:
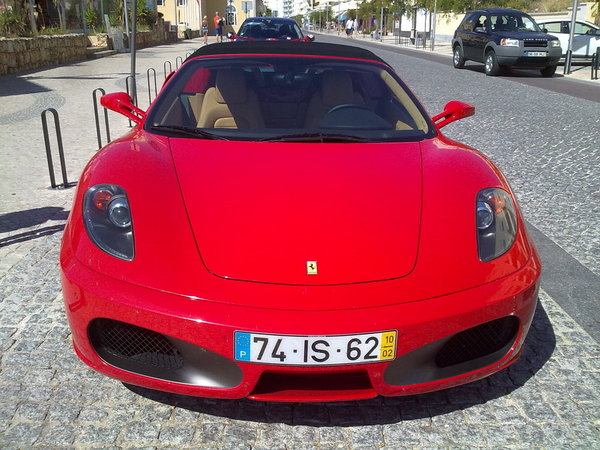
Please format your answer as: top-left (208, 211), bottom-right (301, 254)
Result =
top-left (462, 63), bottom-right (567, 79)
top-left (125, 299), bottom-right (556, 426)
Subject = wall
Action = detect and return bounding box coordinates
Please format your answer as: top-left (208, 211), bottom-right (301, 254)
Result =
top-left (0, 34), bottom-right (88, 76)
top-left (0, 22), bottom-right (175, 76)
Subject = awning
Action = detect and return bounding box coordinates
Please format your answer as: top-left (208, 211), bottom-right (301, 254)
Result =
top-left (337, 11), bottom-right (348, 21)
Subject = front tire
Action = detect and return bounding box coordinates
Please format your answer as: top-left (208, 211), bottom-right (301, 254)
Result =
top-left (484, 51), bottom-right (500, 76)
top-left (541, 65), bottom-right (557, 77)
top-left (453, 46), bottom-right (465, 69)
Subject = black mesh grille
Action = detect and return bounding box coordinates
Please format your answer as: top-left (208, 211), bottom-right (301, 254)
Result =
top-left (435, 317), bottom-right (519, 368)
top-left (523, 39), bottom-right (548, 48)
top-left (90, 319), bottom-right (184, 370)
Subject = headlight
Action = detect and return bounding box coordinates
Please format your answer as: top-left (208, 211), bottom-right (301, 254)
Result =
top-left (500, 38), bottom-right (520, 47)
top-left (549, 40), bottom-right (560, 48)
top-left (476, 188), bottom-right (517, 262)
top-left (83, 184), bottom-right (134, 260)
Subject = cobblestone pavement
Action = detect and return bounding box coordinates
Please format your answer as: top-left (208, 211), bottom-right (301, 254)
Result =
top-left (1, 36), bottom-right (599, 447)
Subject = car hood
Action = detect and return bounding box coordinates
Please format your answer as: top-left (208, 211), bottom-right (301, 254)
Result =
top-left (170, 140), bottom-right (422, 285)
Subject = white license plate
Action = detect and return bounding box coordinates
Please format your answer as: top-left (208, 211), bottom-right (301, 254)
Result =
top-left (525, 51), bottom-right (547, 57)
top-left (234, 330), bottom-right (397, 366)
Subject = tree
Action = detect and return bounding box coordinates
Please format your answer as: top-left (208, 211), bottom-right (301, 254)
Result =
top-left (416, 0), bottom-right (533, 13)
top-left (292, 14), bottom-right (304, 25)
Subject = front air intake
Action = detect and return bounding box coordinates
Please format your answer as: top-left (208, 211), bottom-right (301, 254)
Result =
top-left (88, 318), bottom-right (243, 388)
top-left (90, 318), bottom-right (184, 370)
top-left (435, 316), bottom-right (519, 368)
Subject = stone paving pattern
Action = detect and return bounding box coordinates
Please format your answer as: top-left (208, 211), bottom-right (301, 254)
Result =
top-left (1, 36), bottom-right (599, 447)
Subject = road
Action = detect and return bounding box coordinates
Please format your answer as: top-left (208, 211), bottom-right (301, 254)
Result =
top-left (0, 36), bottom-right (598, 447)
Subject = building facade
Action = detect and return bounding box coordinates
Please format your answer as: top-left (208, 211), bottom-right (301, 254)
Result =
top-left (157, 0), bottom-right (256, 33)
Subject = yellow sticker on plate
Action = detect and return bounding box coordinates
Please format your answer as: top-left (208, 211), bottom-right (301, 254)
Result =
top-left (379, 331), bottom-right (396, 360)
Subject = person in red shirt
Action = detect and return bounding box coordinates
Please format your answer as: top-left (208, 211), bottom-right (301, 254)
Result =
top-left (214, 12), bottom-right (223, 43)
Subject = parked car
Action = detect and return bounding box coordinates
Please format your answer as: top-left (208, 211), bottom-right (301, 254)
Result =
top-left (228, 17), bottom-right (314, 42)
top-left (61, 41), bottom-right (541, 402)
top-left (536, 19), bottom-right (600, 58)
top-left (453, 8), bottom-right (561, 76)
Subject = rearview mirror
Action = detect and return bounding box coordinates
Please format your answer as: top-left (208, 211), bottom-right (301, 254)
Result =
top-left (100, 92), bottom-right (146, 125)
top-left (432, 101), bottom-right (475, 129)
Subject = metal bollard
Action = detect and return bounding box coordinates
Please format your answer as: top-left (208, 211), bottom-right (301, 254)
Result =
top-left (41, 108), bottom-right (73, 189)
top-left (147, 68), bottom-right (158, 106)
top-left (592, 50), bottom-right (599, 80)
top-left (92, 88), bottom-right (111, 150)
top-left (564, 49), bottom-right (572, 75)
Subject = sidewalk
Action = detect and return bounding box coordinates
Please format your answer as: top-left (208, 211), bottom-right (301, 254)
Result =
top-left (317, 29), bottom-right (599, 83)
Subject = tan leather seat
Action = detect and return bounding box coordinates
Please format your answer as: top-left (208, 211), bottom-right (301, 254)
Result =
top-left (197, 70), bottom-right (264, 129)
top-left (187, 93), bottom-right (204, 121)
top-left (304, 71), bottom-right (364, 128)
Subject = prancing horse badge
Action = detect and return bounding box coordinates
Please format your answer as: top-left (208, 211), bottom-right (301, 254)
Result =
top-left (306, 261), bottom-right (318, 275)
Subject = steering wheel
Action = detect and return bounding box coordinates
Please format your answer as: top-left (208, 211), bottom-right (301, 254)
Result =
top-left (326, 103), bottom-right (372, 115)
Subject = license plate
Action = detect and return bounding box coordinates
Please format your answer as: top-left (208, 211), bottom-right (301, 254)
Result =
top-left (525, 51), bottom-right (546, 57)
top-left (234, 330), bottom-right (396, 366)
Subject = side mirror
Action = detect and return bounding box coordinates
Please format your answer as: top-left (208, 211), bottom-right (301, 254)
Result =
top-left (227, 31), bottom-right (234, 40)
top-left (542, 27), bottom-right (548, 33)
top-left (307, 34), bottom-right (315, 42)
top-left (100, 92), bottom-right (146, 125)
top-left (432, 101), bottom-right (475, 129)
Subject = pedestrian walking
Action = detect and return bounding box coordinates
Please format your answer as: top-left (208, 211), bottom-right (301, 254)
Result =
top-left (345, 17), bottom-right (355, 38)
top-left (214, 12), bottom-right (223, 43)
top-left (202, 16), bottom-right (209, 45)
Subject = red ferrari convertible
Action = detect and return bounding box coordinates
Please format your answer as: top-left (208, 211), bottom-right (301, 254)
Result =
top-left (60, 42), bottom-right (541, 402)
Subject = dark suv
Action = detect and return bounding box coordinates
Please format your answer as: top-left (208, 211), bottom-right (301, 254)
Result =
top-left (452, 8), bottom-right (561, 77)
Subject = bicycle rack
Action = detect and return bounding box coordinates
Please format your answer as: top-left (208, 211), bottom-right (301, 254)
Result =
top-left (41, 108), bottom-right (74, 189)
top-left (92, 88), bottom-right (111, 150)
top-left (175, 55), bottom-right (183, 69)
top-left (147, 67), bottom-right (158, 105)
top-left (164, 60), bottom-right (173, 80)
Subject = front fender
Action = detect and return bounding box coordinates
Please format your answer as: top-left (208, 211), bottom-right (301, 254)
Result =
top-left (62, 131), bottom-right (207, 296)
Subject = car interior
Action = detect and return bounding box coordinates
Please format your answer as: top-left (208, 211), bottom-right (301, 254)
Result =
top-left (151, 59), bottom-right (430, 140)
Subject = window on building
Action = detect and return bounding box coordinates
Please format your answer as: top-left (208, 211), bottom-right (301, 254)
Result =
top-left (226, 5), bottom-right (237, 26)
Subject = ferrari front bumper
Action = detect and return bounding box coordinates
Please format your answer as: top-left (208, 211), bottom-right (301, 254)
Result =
top-left (61, 253), bottom-right (540, 402)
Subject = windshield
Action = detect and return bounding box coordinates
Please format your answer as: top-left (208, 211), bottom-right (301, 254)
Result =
top-left (238, 20), bottom-right (303, 39)
top-left (145, 56), bottom-right (433, 142)
top-left (491, 13), bottom-right (541, 32)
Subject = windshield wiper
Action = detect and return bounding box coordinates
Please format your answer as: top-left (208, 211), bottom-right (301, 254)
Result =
top-left (150, 125), bottom-right (229, 140)
top-left (260, 132), bottom-right (371, 143)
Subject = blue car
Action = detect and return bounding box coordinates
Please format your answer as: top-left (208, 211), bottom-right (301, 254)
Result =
top-left (452, 8), bottom-right (561, 77)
